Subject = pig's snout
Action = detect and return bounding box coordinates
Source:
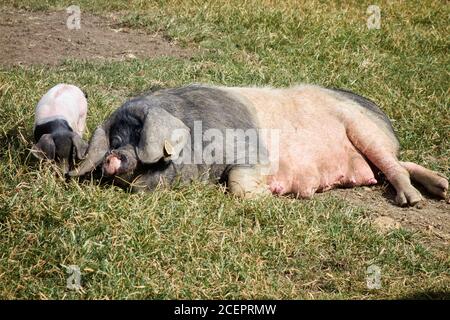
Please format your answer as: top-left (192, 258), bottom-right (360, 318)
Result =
top-left (103, 154), bottom-right (122, 176)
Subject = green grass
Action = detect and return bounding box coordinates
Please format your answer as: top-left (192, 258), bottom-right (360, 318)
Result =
top-left (0, 0), bottom-right (449, 299)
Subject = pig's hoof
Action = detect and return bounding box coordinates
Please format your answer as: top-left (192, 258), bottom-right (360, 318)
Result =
top-left (424, 174), bottom-right (448, 199)
top-left (395, 186), bottom-right (423, 207)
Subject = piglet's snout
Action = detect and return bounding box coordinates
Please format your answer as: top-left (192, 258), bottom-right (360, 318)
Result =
top-left (103, 155), bottom-right (121, 176)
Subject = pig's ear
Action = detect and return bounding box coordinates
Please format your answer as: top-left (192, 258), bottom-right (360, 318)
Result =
top-left (31, 134), bottom-right (55, 160)
top-left (71, 133), bottom-right (89, 160)
top-left (68, 125), bottom-right (109, 176)
top-left (137, 107), bottom-right (190, 164)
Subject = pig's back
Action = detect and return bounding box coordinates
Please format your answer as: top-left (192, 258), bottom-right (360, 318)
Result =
top-left (327, 87), bottom-right (395, 136)
top-left (35, 84), bottom-right (87, 133)
top-left (224, 84), bottom-right (396, 143)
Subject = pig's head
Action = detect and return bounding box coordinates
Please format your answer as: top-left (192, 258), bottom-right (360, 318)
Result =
top-left (102, 145), bottom-right (138, 176)
top-left (32, 132), bottom-right (88, 171)
top-left (100, 111), bottom-right (142, 176)
top-left (70, 106), bottom-right (190, 178)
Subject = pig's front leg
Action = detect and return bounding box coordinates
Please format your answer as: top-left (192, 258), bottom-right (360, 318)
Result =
top-left (227, 165), bottom-right (271, 199)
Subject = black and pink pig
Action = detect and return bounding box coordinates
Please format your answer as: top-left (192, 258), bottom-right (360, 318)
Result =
top-left (70, 84), bottom-right (448, 207)
top-left (32, 84), bottom-right (88, 172)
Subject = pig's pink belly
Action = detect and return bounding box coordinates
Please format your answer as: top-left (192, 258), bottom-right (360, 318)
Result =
top-left (267, 131), bottom-right (378, 198)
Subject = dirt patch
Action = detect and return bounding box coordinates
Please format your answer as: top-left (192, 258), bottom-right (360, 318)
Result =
top-left (324, 184), bottom-right (449, 247)
top-left (0, 9), bottom-right (191, 67)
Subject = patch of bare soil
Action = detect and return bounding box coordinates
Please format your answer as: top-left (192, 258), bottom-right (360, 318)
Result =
top-left (324, 184), bottom-right (449, 247)
top-left (0, 9), bottom-right (191, 67)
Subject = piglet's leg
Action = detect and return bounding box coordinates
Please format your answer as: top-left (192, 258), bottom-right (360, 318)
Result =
top-left (344, 118), bottom-right (422, 206)
top-left (400, 162), bottom-right (448, 199)
top-left (228, 165), bottom-right (271, 199)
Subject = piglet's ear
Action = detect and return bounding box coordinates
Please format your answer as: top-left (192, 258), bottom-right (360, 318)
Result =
top-left (71, 133), bottom-right (89, 160)
top-left (137, 107), bottom-right (190, 164)
top-left (31, 134), bottom-right (55, 160)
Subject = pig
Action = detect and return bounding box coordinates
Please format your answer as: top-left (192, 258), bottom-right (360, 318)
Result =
top-left (32, 83), bottom-right (89, 172)
top-left (69, 84), bottom-right (448, 207)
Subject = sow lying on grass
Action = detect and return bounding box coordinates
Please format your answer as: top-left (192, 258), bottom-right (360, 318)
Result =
top-left (69, 84), bottom-right (448, 206)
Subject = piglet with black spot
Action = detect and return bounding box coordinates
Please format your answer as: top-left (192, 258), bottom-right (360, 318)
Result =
top-left (32, 84), bottom-right (88, 172)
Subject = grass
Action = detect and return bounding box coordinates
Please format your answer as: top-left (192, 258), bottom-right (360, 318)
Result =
top-left (0, 0), bottom-right (449, 299)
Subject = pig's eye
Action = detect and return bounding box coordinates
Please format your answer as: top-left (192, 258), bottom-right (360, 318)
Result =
top-left (111, 136), bottom-right (122, 149)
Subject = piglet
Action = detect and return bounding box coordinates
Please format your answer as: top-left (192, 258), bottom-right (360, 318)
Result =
top-left (32, 83), bottom-right (88, 172)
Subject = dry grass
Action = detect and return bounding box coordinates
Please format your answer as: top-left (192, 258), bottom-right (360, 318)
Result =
top-left (0, 0), bottom-right (449, 299)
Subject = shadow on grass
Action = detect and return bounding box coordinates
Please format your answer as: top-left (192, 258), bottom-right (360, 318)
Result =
top-left (400, 291), bottom-right (450, 300)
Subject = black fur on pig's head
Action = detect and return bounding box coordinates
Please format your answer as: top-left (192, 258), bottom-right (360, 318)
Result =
top-left (32, 119), bottom-right (88, 166)
top-left (32, 131), bottom-right (88, 162)
top-left (70, 100), bottom-right (190, 177)
top-left (108, 110), bottom-right (143, 150)
top-left (51, 132), bottom-right (73, 161)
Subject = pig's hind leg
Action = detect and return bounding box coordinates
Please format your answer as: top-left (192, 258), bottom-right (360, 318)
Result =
top-left (400, 162), bottom-right (448, 199)
top-left (344, 117), bottom-right (423, 206)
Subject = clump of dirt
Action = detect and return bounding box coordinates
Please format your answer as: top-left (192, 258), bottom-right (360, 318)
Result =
top-left (0, 9), bottom-right (191, 67)
top-left (325, 184), bottom-right (449, 247)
